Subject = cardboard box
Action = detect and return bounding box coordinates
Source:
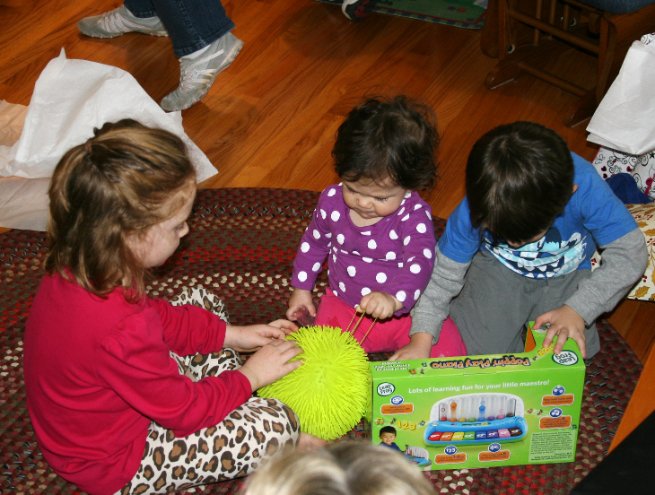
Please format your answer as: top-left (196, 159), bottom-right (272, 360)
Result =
top-left (370, 325), bottom-right (585, 470)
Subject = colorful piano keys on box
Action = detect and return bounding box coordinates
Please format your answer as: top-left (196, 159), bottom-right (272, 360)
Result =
top-left (424, 393), bottom-right (528, 445)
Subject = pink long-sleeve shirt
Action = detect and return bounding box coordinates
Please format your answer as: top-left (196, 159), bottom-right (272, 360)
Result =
top-left (23, 273), bottom-right (251, 495)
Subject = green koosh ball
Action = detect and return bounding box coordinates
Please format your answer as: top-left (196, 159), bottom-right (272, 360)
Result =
top-left (258, 325), bottom-right (371, 441)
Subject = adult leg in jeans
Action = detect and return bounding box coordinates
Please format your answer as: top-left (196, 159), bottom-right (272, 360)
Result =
top-left (79, 0), bottom-right (243, 111)
top-left (126, 0), bottom-right (234, 57)
top-left (139, 0), bottom-right (243, 111)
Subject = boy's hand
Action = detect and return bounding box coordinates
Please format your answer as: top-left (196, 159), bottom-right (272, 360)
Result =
top-left (224, 323), bottom-right (290, 352)
top-left (239, 340), bottom-right (303, 390)
top-left (287, 288), bottom-right (316, 324)
top-left (359, 291), bottom-right (401, 320)
top-left (535, 305), bottom-right (587, 358)
top-left (389, 332), bottom-right (432, 361)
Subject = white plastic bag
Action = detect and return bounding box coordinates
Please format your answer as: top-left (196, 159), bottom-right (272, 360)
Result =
top-left (0, 50), bottom-right (217, 230)
top-left (0, 100), bottom-right (49, 231)
top-left (587, 34), bottom-right (655, 155)
top-left (0, 49), bottom-right (216, 180)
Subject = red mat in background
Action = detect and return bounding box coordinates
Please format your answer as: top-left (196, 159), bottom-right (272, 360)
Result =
top-left (0, 188), bottom-right (641, 494)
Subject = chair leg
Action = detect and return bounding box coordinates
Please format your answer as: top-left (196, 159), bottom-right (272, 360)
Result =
top-left (485, 0), bottom-right (520, 88)
top-left (484, 0), bottom-right (655, 127)
top-left (480, 0), bottom-right (501, 58)
top-left (566, 92), bottom-right (596, 127)
top-left (594, 15), bottom-right (614, 105)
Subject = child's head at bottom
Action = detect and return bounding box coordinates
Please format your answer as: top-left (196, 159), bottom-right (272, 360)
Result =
top-left (466, 121), bottom-right (575, 246)
top-left (46, 118), bottom-right (197, 298)
top-left (242, 440), bottom-right (434, 495)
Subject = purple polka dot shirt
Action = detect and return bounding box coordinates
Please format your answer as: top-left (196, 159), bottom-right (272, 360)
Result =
top-left (291, 184), bottom-right (436, 316)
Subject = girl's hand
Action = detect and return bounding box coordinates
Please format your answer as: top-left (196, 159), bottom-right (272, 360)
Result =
top-left (267, 319), bottom-right (298, 335)
top-left (359, 291), bottom-right (401, 320)
top-left (389, 332), bottom-right (432, 361)
top-left (239, 340), bottom-right (303, 390)
top-left (287, 288), bottom-right (316, 324)
top-left (224, 323), bottom-right (289, 352)
top-left (535, 305), bottom-right (587, 358)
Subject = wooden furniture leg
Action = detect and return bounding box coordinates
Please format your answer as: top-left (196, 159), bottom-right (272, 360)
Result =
top-left (484, 0), bottom-right (655, 127)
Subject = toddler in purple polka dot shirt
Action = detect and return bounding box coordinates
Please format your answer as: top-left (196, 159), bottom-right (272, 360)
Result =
top-left (287, 96), bottom-right (467, 360)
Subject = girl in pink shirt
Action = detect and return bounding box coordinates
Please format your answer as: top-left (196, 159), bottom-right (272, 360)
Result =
top-left (24, 119), bottom-right (316, 495)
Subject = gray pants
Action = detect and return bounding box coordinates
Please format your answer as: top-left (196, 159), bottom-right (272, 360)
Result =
top-left (451, 251), bottom-right (600, 358)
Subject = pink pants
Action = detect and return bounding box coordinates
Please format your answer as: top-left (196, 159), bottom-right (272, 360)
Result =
top-left (315, 290), bottom-right (467, 357)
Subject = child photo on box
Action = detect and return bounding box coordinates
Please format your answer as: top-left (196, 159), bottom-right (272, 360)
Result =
top-left (379, 425), bottom-right (402, 451)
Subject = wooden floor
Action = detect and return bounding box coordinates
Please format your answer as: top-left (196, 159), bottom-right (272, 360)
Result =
top-left (0, 0), bottom-right (602, 221)
top-left (1, 0), bottom-right (653, 441)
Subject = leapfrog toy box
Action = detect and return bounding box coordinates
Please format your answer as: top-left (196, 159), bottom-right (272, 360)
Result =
top-left (370, 325), bottom-right (585, 470)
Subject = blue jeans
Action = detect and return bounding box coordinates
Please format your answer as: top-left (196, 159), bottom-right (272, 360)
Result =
top-left (124, 0), bottom-right (234, 57)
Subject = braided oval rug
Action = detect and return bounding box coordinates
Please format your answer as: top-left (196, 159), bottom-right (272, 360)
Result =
top-left (0, 188), bottom-right (642, 494)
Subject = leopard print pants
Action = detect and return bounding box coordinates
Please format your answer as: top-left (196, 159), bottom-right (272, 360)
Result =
top-left (117, 286), bottom-right (300, 494)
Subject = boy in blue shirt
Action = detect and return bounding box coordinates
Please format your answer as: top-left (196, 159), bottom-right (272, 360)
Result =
top-left (411, 122), bottom-right (647, 360)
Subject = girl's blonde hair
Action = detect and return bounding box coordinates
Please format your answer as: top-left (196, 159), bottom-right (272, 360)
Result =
top-left (243, 441), bottom-right (436, 495)
top-left (46, 119), bottom-right (196, 298)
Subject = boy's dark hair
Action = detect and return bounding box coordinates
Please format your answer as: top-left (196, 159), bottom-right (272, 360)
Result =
top-left (332, 96), bottom-right (438, 190)
top-left (466, 121), bottom-right (574, 244)
top-left (379, 426), bottom-right (397, 437)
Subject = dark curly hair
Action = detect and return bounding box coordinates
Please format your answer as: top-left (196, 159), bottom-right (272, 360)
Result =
top-left (333, 95), bottom-right (439, 190)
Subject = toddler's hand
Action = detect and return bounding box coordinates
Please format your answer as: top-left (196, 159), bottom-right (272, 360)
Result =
top-left (287, 288), bottom-right (316, 324)
top-left (389, 332), bottom-right (432, 361)
top-left (239, 340), bottom-right (302, 390)
top-left (359, 291), bottom-right (401, 320)
top-left (535, 305), bottom-right (587, 358)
